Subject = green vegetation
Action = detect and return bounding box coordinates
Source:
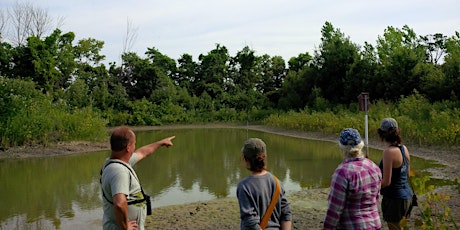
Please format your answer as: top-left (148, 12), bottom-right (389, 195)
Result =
top-left (401, 172), bottom-right (459, 229)
top-left (0, 78), bottom-right (107, 147)
top-left (1, 8), bottom-right (460, 149)
top-left (265, 92), bottom-right (460, 147)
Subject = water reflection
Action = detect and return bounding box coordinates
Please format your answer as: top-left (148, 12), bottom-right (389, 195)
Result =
top-left (0, 128), bottom-right (433, 229)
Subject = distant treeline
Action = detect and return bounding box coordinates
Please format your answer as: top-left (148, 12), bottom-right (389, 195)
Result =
top-left (1, 21), bottom-right (460, 147)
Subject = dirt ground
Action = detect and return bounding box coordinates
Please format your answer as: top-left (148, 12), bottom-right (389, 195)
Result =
top-left (1, 124), bottom-right (459, 229)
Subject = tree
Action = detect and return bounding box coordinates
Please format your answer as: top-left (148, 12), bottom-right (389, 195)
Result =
top-left (196, 44), bottom-right (229, 100)
top-left (414, 62), bottom-right (446, 101)
top-left (375, 25), bottom-right (426, 101)
top-left (420, 33), bottom-right (447, 65)
top-left (258, 54), bottom-right (287, 107)
top-left (278, 52), bottom-right (315, 110)
top-left (121, 18), bottom-right (138, 56)
top-left (176, 53), bottom-right (198, 95)
top-left (64, 78), bottom-right (91, 109)
top-left (227, 46), bottom-right (278, 111)
top-left (118, 52), bottom-right (156, 100)
top-left (0, 41), bottom-right (13, 77)
top-left (6, 1), bottom-right (63, 46)
top-left (117, 48), bottom-right (175, 101)
top-left (230, 46), bottom-right (258, 91)
top-left (73, 37), bottom-right (107, 107)
top-left (345, 42), bottom-right (377, 101)
top-left (74, 38), bottom-right (105, 66)
top-left (26, 29), bottom-right (76, 93)
top-left (0, 8), bottom-right (7, 41)
top-left (288, 52), bottom-right (311, 72)
top-left (145, 47), bottom-right (177, 78)
top-left (443, 31), bottom-right (460, 100)
top-left (312, 22), bottom-right (359, 104)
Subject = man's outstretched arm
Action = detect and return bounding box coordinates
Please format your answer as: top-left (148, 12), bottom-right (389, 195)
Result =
top-left (135, 136), bottom-right (175, 161)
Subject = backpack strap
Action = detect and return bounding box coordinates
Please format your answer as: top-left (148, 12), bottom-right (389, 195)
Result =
top-left (100, 160), bottom-right (148, 205)
top-left (260, 175), bottom-right (281, 230)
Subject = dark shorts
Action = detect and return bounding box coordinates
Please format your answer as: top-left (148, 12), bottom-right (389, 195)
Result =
top-left (381, 196), bottom-right (412, 222)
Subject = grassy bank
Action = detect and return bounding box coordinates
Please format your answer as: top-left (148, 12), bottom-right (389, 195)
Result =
top-left (264, 93), bottom-right (460, 149)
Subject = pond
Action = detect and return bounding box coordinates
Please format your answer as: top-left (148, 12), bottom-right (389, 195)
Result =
top-left (0, 127), bottom-right (435, 229)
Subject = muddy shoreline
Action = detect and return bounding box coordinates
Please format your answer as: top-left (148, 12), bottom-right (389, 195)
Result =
top-left (1, 124), bottom-right (459, 229)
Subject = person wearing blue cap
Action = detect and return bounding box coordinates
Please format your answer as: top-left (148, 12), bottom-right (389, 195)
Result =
top-left (324, 128), bottom-right (382, 229)
top-left (378, 118), bottom-right (413, 230)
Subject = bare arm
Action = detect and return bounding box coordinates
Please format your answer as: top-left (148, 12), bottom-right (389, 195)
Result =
top-left (113, 193), bottom-right (138, 230)
top-left (135, 136), bottom-right (175, 161)
top-left (381, 149), bottom-right (395, 188)
top-left (280, 220), bottom-right (292, 230)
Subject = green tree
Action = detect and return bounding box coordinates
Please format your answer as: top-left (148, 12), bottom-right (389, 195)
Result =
top-left (0, 41), bottom-right (13, 77)
top-left (145, 47), bottom-right (177, 79)
top-left (278, 52), bottom-right (314, 110)
top-left (375, 25), bottom-right (426, 101)
top-left (230, 46), bottom-right (258, 91)
top-left (118, 52), bottom-right (159, 100)
top-left (196, 44), bottom-right (229, 100)
top-left (64, 78), bottom-right (91, 109)
top-left (420, 33), bottom-right (447, 65)
top-left (24, 29), bottom-right (76, 94)
top-left (258, 55), bottom-right (286, 107)
top-left (345, 42), bottom-right (377, 101)
top-left (414, 62), bottom-right (446, 101)
top-left (74, 38), bottom-right (106, 66)
top-left (176, 53), bottom-right (198, 95)
top-left (288, 52), bottom-right (311, 72)
top-left (443, 31), bottom-right (460, 100)
top-left (312, 22), bottom-right (359, 104)
top-left (278, 65), bottom-right (315, 110)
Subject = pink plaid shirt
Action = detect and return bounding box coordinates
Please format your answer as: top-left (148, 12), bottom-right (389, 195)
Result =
top-left (324, 157), bottom-right (382, 229)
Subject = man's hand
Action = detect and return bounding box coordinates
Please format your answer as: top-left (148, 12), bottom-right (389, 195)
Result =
top-left (160, 136), bottom-right (175, 147)
top-left (113, 193), bottom-right (134, 230)
top-left (127, 219), bottom-right (138, 230)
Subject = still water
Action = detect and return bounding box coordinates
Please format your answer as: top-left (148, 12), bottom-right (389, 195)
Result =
top-left (0, 128), bottom-right (429, 229)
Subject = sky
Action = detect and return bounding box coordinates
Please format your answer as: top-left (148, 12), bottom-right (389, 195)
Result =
top-left (1, 0), bottom-right (459, 64)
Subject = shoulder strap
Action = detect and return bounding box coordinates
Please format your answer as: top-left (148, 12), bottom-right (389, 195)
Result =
top-left (102, 160), bottom-right (138, 180)
top-left (100, 160), bottom-right (147, 205)
top-left (399, 145), bottom-right (407, 162)
top-left (399, 145), bottom-right (415, 190)
top-left (260, 175), bottom-right (281, 230)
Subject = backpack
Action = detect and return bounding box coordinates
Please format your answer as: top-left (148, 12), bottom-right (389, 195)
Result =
top-left (100, 160), bottom-right (152, 215)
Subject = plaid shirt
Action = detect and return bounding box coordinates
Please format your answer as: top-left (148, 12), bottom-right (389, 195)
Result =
top-left (324, 157), bottom-right (382, 230)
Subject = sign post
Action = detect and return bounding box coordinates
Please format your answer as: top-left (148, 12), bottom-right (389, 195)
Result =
top-left (358, 93), bottom-right (370, 158)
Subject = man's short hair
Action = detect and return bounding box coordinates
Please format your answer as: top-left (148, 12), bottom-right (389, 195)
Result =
top-left (110, 126), bottom-right (134, 152)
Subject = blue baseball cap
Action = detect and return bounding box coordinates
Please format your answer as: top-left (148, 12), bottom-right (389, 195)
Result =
top-left (339, 128), bottom-right (362, 147)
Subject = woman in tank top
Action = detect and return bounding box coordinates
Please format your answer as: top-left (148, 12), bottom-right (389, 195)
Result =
top-left (378, 118), bottom-right (413, 230)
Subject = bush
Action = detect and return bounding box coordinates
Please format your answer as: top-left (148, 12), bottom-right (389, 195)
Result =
top-left (0, 78), bottom-right (107, 147)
